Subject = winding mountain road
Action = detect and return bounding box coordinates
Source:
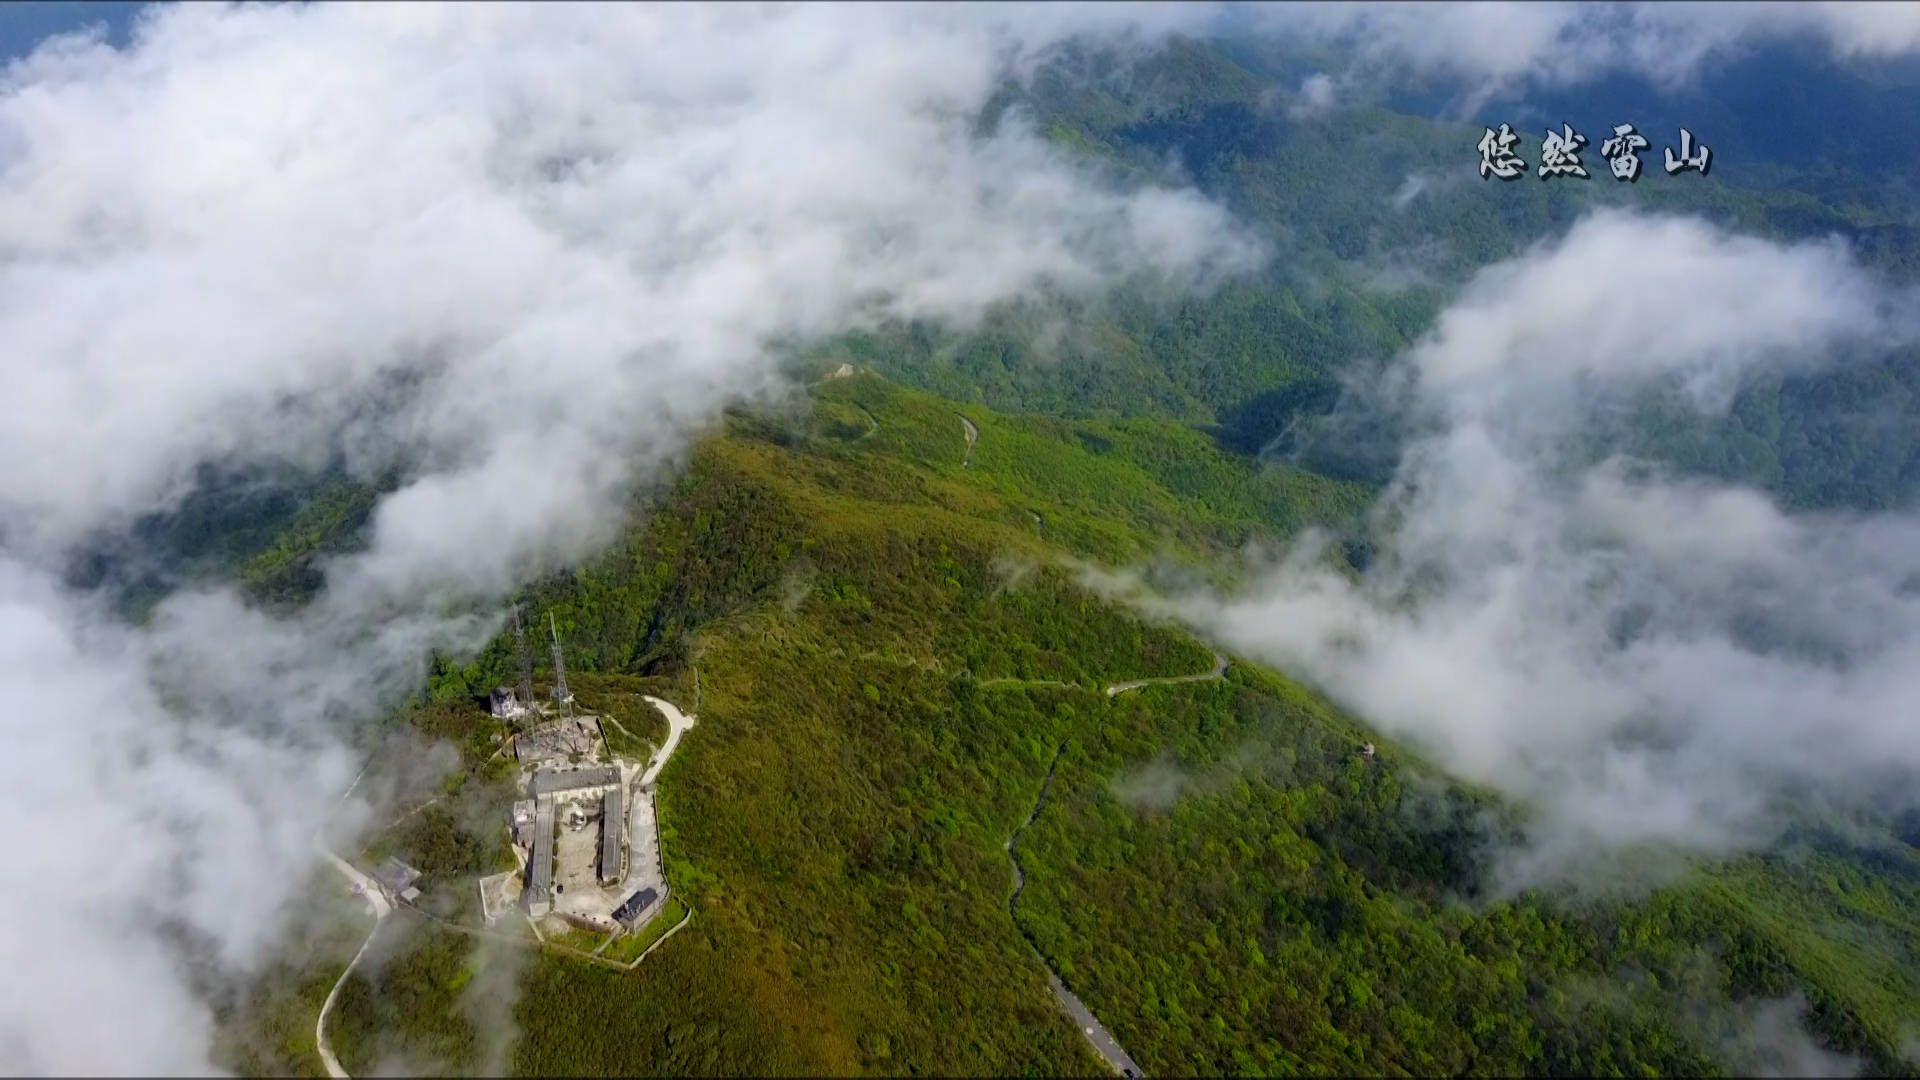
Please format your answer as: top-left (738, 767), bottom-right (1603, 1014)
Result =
top-left (314, 879), bottom-right (386, 1080)
top-left (314, 768), bottom-right (387, 1080)
top-left (993, 649), bottom-right (1230, 1076)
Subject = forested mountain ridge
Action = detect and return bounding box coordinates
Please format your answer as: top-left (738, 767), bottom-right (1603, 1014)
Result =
top-left (864, 35), bottom-right (1920, 510)
top-left (11, 7), bottom-right (1920, 1077)
top-left (102, 27), bottom-right (1919, 1079)
top-left (217, 371), bottom-right (1920, 1077)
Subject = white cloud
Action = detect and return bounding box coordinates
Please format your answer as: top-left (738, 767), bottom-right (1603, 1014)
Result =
top-left (1140, 211), bottom-right (1920, 888)
top-left (0, 557), bottom-right (363, 1073)
top-left (0, 2), bottom-right (1262, 1071)
top-left (0, 2), bottom-right (1263, 564)
top-left (1249, 1), bottom-right (1920, 106)
top-left (1413, 212), bottom-right (1888, 412)
top-left (1289, 71), bottom-right (1338, 118)
top-left (1388, 173), bottom-right (1428, 210)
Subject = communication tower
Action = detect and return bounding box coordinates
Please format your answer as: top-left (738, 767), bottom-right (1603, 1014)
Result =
top-left (549, 611), bottom-right (573, 714)
top-left (512, 603), bottom-right (535, 716)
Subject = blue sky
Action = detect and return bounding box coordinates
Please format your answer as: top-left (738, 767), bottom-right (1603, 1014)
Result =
top-left (0, 1), bottom-right (144, 63)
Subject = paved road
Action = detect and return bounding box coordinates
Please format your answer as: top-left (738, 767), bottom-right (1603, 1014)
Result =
top-left (315, 903), bottom-right (384, 1080)
top-left (1048, 971), bottom-right (1144, 1078)
top-left (1106, 651), bottom-right (1228, 698)
top-left (608, 694), bottom-right (696, 934)
top-left (958, 414), bottom-right (979, 468)
top-left (639, 695), bottom-right (695, 786)
top-left (312, 767), bottom-right (390, 1080)
top-left (620, 773), bottom-right (665, 910)
top-left (1007, 747), bottom-right (1144, 1077)
top-left (314, 845), bottom-right (389, 1080)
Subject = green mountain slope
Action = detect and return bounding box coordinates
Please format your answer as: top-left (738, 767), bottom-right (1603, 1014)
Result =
top-left (872, 36), bottom-right (1920, 509)
top-left (219, 370), bottom-right (1920, 1077)
top-left (192, 42), bottom-right (1920, 1072)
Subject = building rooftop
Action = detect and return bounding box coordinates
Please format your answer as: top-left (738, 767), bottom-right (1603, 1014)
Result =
top-left (373, 857), bottom-right (421, 895)
top-left (613, 886), bottom-right (659, 927)
top-left (526, 797), bottom-right (556, 901)
top-left (600, 786), bottom-right (624, 882)
top-left (528, 763), bottom-right (620, 798)
top-left (514, 716), bottom-right (600, 765)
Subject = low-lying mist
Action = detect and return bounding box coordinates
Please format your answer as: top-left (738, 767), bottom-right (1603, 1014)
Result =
top-left (10, 2), bottom-right (1920, 1073)
top-left (0, 3), bottom-right (1261, 1071)
top-left (1122, 211), bottom-right (1920, 893)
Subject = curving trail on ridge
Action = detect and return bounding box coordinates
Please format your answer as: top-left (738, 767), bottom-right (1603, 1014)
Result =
top-left (958, 413), bottom-right (979, 468)
top-left (1105, 650), bottom-right (1228, 698)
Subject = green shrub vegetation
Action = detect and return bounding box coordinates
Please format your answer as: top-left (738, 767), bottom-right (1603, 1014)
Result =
top-left (206, 32), bottom-right (1920, 1076)
top-left (602, 895), bottom-right (690, 965)
top-left (212, 368), bottom-right (1918, 1077)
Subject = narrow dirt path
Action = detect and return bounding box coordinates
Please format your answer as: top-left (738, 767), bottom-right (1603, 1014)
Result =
top-left (977, 675), bottom-right (1077, 691)
top-left (958, 414), bottom-right (979, 468)
top-left (1007, 745), bottom-right (1144, 1078)
top-left (835, 647), bottom-right (1223, 701)
top-left (1105, 650), bottom-right (1228, 698)
top-left (634, 902), bottom-right (695, 966)
top-left (596, 711), bottom-right (651, 757)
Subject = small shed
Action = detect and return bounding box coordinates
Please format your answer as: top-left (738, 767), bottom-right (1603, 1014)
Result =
top-left (489, 687), bottom-right (522, 719)
top-left (613, 887), bottom-right (660, 928)
top-left (373, 857), bottom-right (422, 896)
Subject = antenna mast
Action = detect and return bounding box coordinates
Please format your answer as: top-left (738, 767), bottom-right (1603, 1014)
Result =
top-left (512, 603), bottom-right (534, 715)
top-left (548, 611), bottom-right (572, 714)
